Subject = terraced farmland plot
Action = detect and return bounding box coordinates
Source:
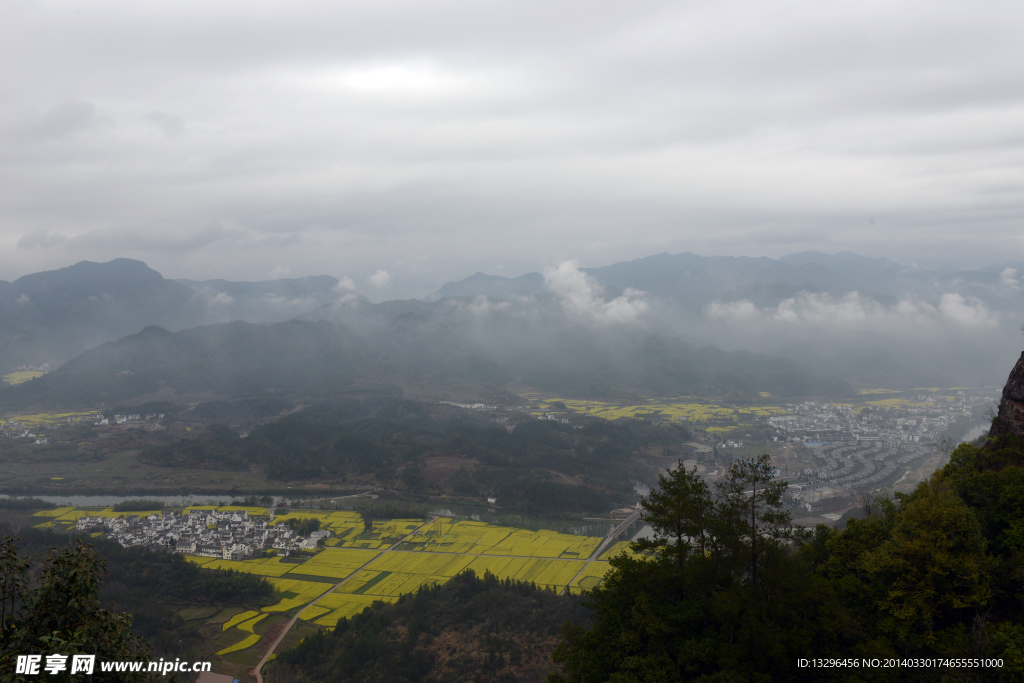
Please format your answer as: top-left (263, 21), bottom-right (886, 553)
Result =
top-left (568, 562), bottom-right (613, 593)
top-left (598, 541), bottom-right (636, 561)
top-left (271, 510), bottom-right (362, 534)
top-left (1, 409), bottom-right (97, 426)
top-left (268, 510), bottom-right (423, 549)
top-left (297, 605), bottom-right (331, 621)
top-left (371, 551), bottom-right (475, 577)
top-left (285, 548), bottom-right (380, 580)
top-left (370, 518), bottom-right (425, 540)
top-left (31, 507), bottom-right (77, 518)
top-left (309, 594), bottom-right (399, 625)
top-left (488, 529), bottom-right (601, 558)
top-left (216, 633), bottom-right (260, 656)
top-left (222, 610), bottom-right (260, 631)
top-left (408, 519), bottom-right (601, 558)
top-left (300, 551), bottom-right (591, 627)
top-left (216, 505), bottom-right (269, 516)
top-left (40, 504), bottom-right (617, 634)
top-left (344, 554), bottom-right (582, 599)
top-left (41, 507), bottom-right (165, 524)
top-left (238, 614), bottom-right (268, 632)
top-left (534, 398), bottom-right (788, 424)
top-left (38, 504), bottom-right (270, 529)
top-left (338, 570), bottom-right (442, 598)
top-left (266, 578), bottom-right (328, 596)
top-left (262, 578), bottom-right (332, 612)
top-left (199, 556), bottom-right (298, 577)
top-left (461, 556), bottom-right (582, 589)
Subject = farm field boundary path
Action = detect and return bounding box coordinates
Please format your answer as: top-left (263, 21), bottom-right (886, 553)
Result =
top-left (253, 517), bottom-right (437, 683)
top-left (561, 508), bottom-right (642, 597)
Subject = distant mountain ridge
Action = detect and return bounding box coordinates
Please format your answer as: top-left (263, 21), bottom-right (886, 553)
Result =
top-left (4, 250), bottom-right (1021, 397)
top-left (429, 251), bottom-right (1024, 312)
top-left (1, 299), bottom-right (854, 410)
top-left (0, 259), bottom-right (352, 375)
top-left (427, 272), bottom-right (545, 301)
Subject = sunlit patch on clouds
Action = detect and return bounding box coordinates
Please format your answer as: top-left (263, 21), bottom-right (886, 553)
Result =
top-left (290, 61), bottom-right (495, 99)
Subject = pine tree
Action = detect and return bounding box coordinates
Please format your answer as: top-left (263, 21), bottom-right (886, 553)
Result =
top-left (717, 452), bottom-right (802, 589)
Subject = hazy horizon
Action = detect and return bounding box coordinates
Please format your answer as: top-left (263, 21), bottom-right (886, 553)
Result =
top-left (2, 1), bottom-right (1023, 298)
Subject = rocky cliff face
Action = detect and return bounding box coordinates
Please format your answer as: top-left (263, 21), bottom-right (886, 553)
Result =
top-left (989, 350), bottom-right (1024, 442)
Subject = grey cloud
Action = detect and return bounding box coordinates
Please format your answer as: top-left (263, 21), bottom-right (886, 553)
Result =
top-left (0, 1), bottom-right (1023, 294)
top-left (145, 111), bottom-right (185, 139)
top-left (544, 261), bottom-right (648, 325)
top-left (17, 228), bottom-right (69, 249)
top-left (11, 100), bottom-right (98, 141)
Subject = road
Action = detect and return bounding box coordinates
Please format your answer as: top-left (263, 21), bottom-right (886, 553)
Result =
top-left (560, 508), bottom-right (643, 596)
top-left (254, 510), bottom-right (643, 680)
top-left (253, 517), bottom-right (436, 683)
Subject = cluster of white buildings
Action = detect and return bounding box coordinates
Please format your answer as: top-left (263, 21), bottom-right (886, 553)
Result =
top-left (75, 509), bottom-right (331, 560)
top-left (92, 413), bottom-right (163, 427)
top-left (767, 391), bottom-right (994, 445)
top-left (0, 420), bottom-right (35, 440)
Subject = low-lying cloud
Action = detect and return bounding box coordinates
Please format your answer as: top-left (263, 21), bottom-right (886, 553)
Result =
top-left (543, 261), bottom-right (648, 325)
top-left (706, 291), bottom-right (999, 330)
top-left (696, 288), bottom-right (1016, 387)
top-left (369, 270), bottom-right (391, 288)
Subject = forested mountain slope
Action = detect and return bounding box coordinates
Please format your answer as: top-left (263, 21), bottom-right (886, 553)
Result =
top-left (1, 305), bottom-right (852, 410)
top-left (267, 570), bottom-right (589, 683)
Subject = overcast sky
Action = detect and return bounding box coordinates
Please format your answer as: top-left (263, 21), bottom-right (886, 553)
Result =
top-left (1, 0), bottom-right (1023, 298)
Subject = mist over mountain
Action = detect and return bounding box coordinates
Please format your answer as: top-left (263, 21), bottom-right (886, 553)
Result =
top-left (430, 252), bottom-right (1024, 388)
top-left (427, 272), bottom-right (545, 302)
top-left (434, 251), bottom-right (1024, 312)
top-left (2, 250), bottom-right (1020, 406)
top-left (0, 259), bottom-right (351, 374)
top-left (1, 299), bottom-right (852, 410)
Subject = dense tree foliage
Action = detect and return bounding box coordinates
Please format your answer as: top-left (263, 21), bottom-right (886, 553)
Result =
top-left (139, 398), bottom-right (687, 515)
top-left (187, 396), bottom-right (294, 424)
top-left (9, 528), bottom-right (272, 659)
top-left (283, 516), bottom-right (322, 537)
top-left (0, 535), bottom-right (152, 682)
top-left (551, 444), bottom-right (1024, 682)
top-left (267, 569), bottom-right (589, 683)
top-left (0, 499), bottom-right (57, 511)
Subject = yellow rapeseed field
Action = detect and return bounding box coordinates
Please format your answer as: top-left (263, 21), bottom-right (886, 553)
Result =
top-left (215, 633), bottom-right (259, 656)
top-left (221, 610), bottom-right (260, 631)
top-left (2, 371), bottom-right (45, 385)
top-left (297, 605), bottom-right (331, 621)
top-left (39, 505), bottom-right (623, 631)
top-left (569, 562), bottom-right (614, 593)
top-left (285, 548), bottom-right (381, 580)
top-left (531, 398), bottom-right (788, 424)
top-left (406, 519), bottom-right (601, 558)
top-left (238, 614), bottom-right (268, 633)
top-left (598, 541), bottom-right (642, 561)
top-left (310, 594), bottom-right (399, 625)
